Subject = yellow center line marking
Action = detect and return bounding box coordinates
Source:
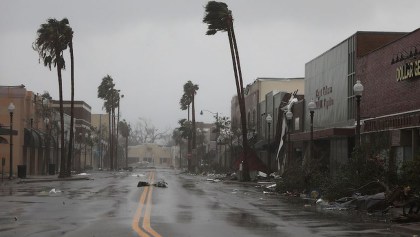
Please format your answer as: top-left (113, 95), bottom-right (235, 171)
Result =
top-left (132, 172), bottom-right (152, 237)
top-left (142, 172), bottom-right (162, 237)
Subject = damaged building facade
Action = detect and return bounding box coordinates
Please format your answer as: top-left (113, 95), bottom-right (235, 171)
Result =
top-left (291, 29), bottom-right (420, 174)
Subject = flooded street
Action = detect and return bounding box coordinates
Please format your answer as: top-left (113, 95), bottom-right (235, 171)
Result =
top-left (0, 168), bottom-right (407, 237)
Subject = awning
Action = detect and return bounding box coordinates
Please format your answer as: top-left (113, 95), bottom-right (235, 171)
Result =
top-left (290, 127), bottom-right (355, 142)
top-left (0, 127), bottom-right (18, 136)
top-left (24, 128), bottom-right (42, 148)
top-left (0, 136), bottom-right (8, 144)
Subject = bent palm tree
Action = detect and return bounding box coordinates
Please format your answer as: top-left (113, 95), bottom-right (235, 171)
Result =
top-left (203, 1), bottom-right (250, 180)
top-left (34, 18), bottom-right (70, 178)
top-left (63, 21), bottom-right (75, 176)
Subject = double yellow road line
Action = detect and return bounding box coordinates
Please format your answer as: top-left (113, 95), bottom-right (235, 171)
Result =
top-left (132, 171), bottom-right (162, 237)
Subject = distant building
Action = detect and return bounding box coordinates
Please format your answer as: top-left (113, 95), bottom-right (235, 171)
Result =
top-left (231, 77), bottom-right (305, 135)
top-left (51, 100), bottom-right (93, 171)
top-left (91, 114), bottom-right (109, 169)
top-left (128, 143), bottom-right (172, 168)
top-left (230, 77), bottom-right (305, 171)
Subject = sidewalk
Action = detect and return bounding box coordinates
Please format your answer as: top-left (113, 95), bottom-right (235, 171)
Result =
top-left (391, 222), bottom-right (420, 236)
top-left (222, 178), bottom-right (420, 236)
top-left (18, 175), bottom-right (91, 183)
top-left (1, 174), bottom-right (91, 184)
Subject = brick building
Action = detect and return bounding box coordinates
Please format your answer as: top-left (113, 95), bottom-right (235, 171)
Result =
top-left (51, 100), bottom-right (92, 171)
top-left (358, 28), bottom-right (420, 165)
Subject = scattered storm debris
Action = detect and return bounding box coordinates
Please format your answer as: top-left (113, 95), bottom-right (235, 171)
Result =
top-left (137, 181), bottom-right (150, 187)
top-left (137, 180), bottom-right (168, 188)
top-left (313, 183), bottom-right (420, 223)
top-left (153, 180), bottom-right (168, 188)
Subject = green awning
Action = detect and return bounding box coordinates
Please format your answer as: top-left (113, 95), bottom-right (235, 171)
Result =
top-left (0, 127), bottom-right (18, 136)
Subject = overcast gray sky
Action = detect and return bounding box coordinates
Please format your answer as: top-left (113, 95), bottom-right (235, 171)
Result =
top-left (1, 0), bottom-right (420, 132)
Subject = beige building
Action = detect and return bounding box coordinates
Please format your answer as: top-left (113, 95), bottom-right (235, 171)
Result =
top-left (91, 114), bottom-right (109, 169)
top-left (0, 85), bottom-right (67, 176)
top-left (128, 143), bottom-right (172, 167)
top-left (232, 77), bottom-right (305, 133)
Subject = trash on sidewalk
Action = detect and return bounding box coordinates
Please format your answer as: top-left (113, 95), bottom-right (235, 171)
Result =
top-left (206, 178), bottom-right (221, 183)
top-left (257, 171), bottom-right (267, 178)
top-left (314, 183), bottom-right (420, 220)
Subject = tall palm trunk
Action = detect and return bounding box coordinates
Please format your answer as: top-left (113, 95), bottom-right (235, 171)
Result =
top-left (108, 112), bottom-right (112, 169)
top-left (125, 136), bottom-right (128, 168)
top-left (57, 61), bottom-right (66, 178)
top-left (187, 105), bottom-right (191, 171)
top-left (191, 94), bottom-right (196, 170)
top-left (179, 142), bottom-right (182, 169)
top-left (67, 40), bottom-right (75, 177)
top-left (116, 101), bottom-right (120, 170)
top-left (229, 21), bottom-right (250, 181)
top-left (111, 107), bottom-right (117, 170)
top-left (226, 23), bottom-right (250, 181)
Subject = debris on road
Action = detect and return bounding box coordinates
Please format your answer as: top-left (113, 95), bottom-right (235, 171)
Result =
top-left (77, 173), bottom-right (90, 176)
top-left (153, 180), bottom-right (168, 188)
top-left (137, 180), bottom-right (168, 188)
top-left (49, 188), bottom-right (62, 195)
top-left (132, 173), bottom-right (146, 177)
top-left (137, 181), bottom-right (150, 187)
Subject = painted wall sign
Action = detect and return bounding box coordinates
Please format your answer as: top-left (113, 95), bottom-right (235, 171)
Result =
top-left (396, 59), bottom-right (420, 81)
top-left (315, 86), bottom-right (334, 110)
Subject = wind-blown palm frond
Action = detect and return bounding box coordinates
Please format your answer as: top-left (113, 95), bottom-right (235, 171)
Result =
top-left (203, 1), bottom-right (230, 35)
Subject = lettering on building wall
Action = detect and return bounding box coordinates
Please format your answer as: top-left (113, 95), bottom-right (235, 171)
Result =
top-left (396, 59), bottom-right (420, 81)
top-left (315, 86), bottom-right (334, 110)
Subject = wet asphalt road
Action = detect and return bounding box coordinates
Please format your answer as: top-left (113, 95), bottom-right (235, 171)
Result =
top-left (0, 168), bottom-right (405, 237)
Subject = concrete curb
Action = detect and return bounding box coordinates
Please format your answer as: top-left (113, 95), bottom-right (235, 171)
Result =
top-left (17, 176), bottom-right (91, 183)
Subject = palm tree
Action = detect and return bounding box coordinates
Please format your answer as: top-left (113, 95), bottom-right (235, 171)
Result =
top-left (178, 119), bottom-right (192, 170)
top-left (203, 1), bottom-right (250, 181)
top-left (180, 90), bottom-right (192, 170)
top-left (62, 20), bottom-right (75, 177)
top-left (34, 18), bottom-right (70, 178)
top-left (98, 75), bottom-right (118, 170)
top-left (181, 81), bottom-right (199, 171)
top-left (119, 120), bottom-right (130, 168)
top-left (172, 128), bottom-right (183, 169)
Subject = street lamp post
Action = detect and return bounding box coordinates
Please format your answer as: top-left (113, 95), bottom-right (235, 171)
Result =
top-left (84, 133), bottom-right (88, 170)
top-left (308, 100), bottom-right (316, 161)
top-left (265, 114), bottom-right (272, 173)
top-left (285, 110), bottom-right (293, 166)
top-left (353, 80), bottom-right (364, 148)
top-left (8, 102), bottom-right (15, 179)
top-left (217, 136), bottom-right (222, 167)
top-left (90, 134), bottom-right (94, 169)
top-left (44, 117), bottom-right (50, 175)
top-left (78, 132), bottom-right (82, 170)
